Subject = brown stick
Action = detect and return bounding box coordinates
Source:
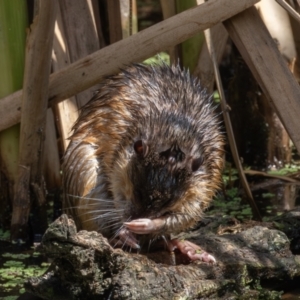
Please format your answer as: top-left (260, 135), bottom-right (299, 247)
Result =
top-left (54, 0), bottom-right (100, 150)
top-left (107, 0), bottom-right (122, 43)
top-left (204, 27), bottom-right (261, 220)
top-left (90, 0), bottom-right (106, 48)
top-left (11, 165), bottom-right (30, 240)
top-left (52, 6), bottom-right (79, 151)
top-left (224, 6), bottom-right (300, 154)
top-left (58, 0), bottom-right (99, 108)
top-left (275, 0), bottom-right (300, 22)
top-left (0, 0), bottom-right (260, 132)
top-left (193, 23), bottom-right (228, 93)
top-left (11, 0), bottom-right (58, 241)
top-left (159, 0), bottom-right (179, 63)
top-left (43, 109), bottom-right (61, 190)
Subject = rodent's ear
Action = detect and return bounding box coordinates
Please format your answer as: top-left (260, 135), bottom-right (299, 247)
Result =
top-left (134, 140), bottom-right (148, 157)
top-left (191, 157), bottom-right (204, 172)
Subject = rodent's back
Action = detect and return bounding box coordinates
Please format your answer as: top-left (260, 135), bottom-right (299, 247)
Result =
top-left (63, 63), bottom-right (224, 239)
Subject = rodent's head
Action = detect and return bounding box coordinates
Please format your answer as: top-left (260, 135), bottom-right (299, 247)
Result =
top-left (122, 106), bottom-right (221, 220)
top-left (128, 139), bottom-right (203, 219)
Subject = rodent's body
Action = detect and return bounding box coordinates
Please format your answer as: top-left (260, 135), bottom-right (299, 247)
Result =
top-left (63, 64), bottom-right (224, 251)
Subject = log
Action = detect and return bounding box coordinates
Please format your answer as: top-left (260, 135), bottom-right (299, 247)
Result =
top-left (11, 0), bottom-right (57, 241)
top-left (25, 214), bottom-right (300, 299)
top-left (223, 6), bottom-right (300, 154)
top-left (0, 0), bottom-right (260, 132)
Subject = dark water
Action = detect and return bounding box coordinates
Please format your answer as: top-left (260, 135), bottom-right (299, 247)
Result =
top-left (0, 240), bottom-right (50, 300)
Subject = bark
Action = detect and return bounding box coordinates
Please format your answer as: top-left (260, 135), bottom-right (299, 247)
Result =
top-left (25, 213), bottom-right (300, 300)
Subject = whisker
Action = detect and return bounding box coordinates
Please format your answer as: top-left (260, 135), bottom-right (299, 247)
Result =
top-left (76, 209), bottom-right (124, 217)
top-left (80, 211), bottom-right (121, 220)
top-left (138, 238), bottom-right (145, 251)
top-left (84, 216), bottom-right (120, 224)
top-left (65, 194), bottom-right (124, 205)
top-left (66, 204), bottom-right (115, 210)
top-left (65, 194), bottom-right (115, 203)
top-left (111, 225), bottom-right (128, 248)
top-left (92, 220), bottom-right (123, 232)
top-left (122, 236), bottom-right (129, 250)
top-left (97, 212), bottom-right (123, 219)
top-left (108, 215), bottom-right (131, 245)
top-left (161, 235), bottom-right (169, 248)
top-left (113, 238), bottom-right (120, 248)
top-left (110, 225), bottom-right (124, 243)
top-left (148, 238), bottom-right (154, 253)
top-left (82, 217), bottom-right (121, 227)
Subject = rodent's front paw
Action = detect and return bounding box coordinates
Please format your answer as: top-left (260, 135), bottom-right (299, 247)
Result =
top-left (124, 218), bottom-right (165, 234)
top-left (169, 239), bottom-right (216, 263)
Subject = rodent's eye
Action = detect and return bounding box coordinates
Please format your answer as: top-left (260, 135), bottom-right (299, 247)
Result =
top-left (191, 157), bottom-right (204, 172)
top-left (134, 140), bottom-right (148, 157)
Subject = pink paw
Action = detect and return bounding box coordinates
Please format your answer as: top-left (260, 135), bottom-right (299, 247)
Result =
top-left (123, 218), bottom-right (216, 263)
top-left (124, 218), bottom-right (164, 234)
top-left (168, 239), bottom-right (216, 263)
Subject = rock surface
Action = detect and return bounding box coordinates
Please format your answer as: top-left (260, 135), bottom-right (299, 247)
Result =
top-left (25, 214), bottom-right (300, 299)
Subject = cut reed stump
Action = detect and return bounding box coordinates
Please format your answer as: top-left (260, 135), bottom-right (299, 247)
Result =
top-left (11, 0), bottom-right (58, 242)
top-left (25, 213), bottom-right (300, 300)
top-left (53, 0), bottom-right (100, 151)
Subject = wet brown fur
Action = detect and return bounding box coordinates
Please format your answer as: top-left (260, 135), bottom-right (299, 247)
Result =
top-left (63, 63), bottom-right (224, 242)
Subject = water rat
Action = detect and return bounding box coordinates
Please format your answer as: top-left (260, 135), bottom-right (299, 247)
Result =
top-left (63, 63), bottom-right (224, 262)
